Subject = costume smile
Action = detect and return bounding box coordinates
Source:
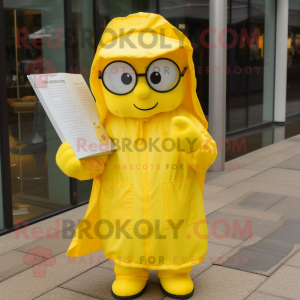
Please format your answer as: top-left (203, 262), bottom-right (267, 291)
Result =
top-left (134, 102), bottom-right (158, 111)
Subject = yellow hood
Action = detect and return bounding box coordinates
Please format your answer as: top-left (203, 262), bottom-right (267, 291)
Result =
top-left (90, 12), bottom-right (208, 130)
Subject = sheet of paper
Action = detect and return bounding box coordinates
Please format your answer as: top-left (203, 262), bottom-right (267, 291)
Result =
top-left (28, 73), bottom-right (114, 159)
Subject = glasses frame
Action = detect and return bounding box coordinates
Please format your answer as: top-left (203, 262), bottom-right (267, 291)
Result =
top-left (98, 58), bottom-right (187, 96)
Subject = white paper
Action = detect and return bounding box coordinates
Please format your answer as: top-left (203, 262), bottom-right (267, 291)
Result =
top-left (27, 73), bottom-right (115, 159)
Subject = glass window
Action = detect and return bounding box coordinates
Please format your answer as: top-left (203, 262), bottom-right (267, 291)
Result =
top-left (248, 0), bottom-right (276, 127)
top-left (71, 0), bottom-right (95, 85)
top-left (159, 0), bottom-right (210, 116)
top-left (4, 0), bottom-right (70, 225)
top-left (227, 0), bottom-right (249, 132)
top-left (98, 0), bottom-right (156, 23)
top-left (227, 0), bottom-right (276, 132)
top-left (287, 0), bottom-right (300, 116)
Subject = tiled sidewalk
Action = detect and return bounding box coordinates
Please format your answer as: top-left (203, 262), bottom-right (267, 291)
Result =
top-left (0, 134), bottom-right (300, 300)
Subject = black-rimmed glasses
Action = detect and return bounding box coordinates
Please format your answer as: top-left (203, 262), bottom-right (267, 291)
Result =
top-left (98, 58), bottom-right (187, 95)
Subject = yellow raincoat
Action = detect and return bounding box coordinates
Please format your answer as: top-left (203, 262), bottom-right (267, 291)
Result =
top-left (65, 12), bottom-right (217, 271)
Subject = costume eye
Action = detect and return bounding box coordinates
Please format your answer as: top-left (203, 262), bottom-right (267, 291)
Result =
top-left (102, 62), bottom-right (136, 95)
top-left (147, 59), bottom-right (180, 92)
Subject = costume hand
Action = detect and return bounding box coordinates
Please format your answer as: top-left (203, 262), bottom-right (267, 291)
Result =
top-left (170, 116), bottom-right (202, 152)
top-left (56, 142), bottom-right (80, 177)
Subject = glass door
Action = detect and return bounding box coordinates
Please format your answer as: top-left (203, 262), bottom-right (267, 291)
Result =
top-left (287, 0), bottom-right (300, 116)
top-left (227, 0), bottom-right (276, 133)
top-left (3, 0), bottom-right (70, 225)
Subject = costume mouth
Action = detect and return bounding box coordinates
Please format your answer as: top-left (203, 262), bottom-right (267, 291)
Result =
top-left (134, 102), bottom-right (158, 111)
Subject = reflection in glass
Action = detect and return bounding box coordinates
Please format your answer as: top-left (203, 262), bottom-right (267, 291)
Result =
top-left (227, 0), bottom-right (249, 132)
top-left (159, 0), bottom-right (210, 116)
top-left (4, 0), bottom-right (70, 225)
top-left (72, 0), bottom-right (94, 85)
top-left (227, 0), bottom-right (276, 132)
top-left (99, 0), bottom-right (156, 22)
top-left (287, 0), bottom-right (300, 116)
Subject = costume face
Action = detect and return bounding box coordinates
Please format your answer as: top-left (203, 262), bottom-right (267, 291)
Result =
top-left (98, 48), bottom-right (188, 118)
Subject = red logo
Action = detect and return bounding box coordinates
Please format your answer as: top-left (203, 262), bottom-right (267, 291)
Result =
top-left (23, 246), bottom-right (56, 277)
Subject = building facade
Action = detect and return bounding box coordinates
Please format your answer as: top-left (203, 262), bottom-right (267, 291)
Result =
top-left (0, 0), bottom-right (299, 234)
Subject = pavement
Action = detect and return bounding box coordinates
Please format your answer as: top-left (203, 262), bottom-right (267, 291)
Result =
top-left (0, 134), bottom-right (300, 300)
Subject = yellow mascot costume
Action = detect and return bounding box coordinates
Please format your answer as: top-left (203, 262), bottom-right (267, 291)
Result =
top-left (56, 12), bottom-right (217, 300)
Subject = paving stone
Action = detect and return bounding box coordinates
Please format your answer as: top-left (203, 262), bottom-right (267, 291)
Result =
top-left (231, 178), bottom-right (300, 198)
top-left (203, 201), bottom-right (228, 216)
top-left (276, 143), bottom-right (300, 156)
top-left (203, 185), bottom-right (226, 198)
top-left (205, 169), bottom-right (261, 187)
top-left (206, 210), bottom-right (283, 241)
top-left (36, 287), bottom-right (100, 300)
top-left (99, 259), bottom-right (115, 270)
top-left (267, 197), bottom-right (300, 219)
top-left (0, 250), bottom-right (36, 279)
top-left (208, 156), bottom-right (254, 173)
top-left (205, 188), bottom-right (250, 205)
top-left (234, 192), bottom-right (286, 211)
top-left (217, 218), bottom-right (300, 275)
top-left (0, 250), bottom-right (106, 300)
top-left (246, 153), bottom-right (295, 172)
top-left (0, 204), bottom-right (87, 256)
top-left (252, 168), bottom-right (300, 188)
top-left (258, 265), bottom-right (300, 299)
top-left (225, 155), bottom-right (260, 169)
top-left (246, 239), bottom-right (294, 258)
top-left (249, 142), bottom-right (297, 158)
top-left (284, 250), bottom-right (300, 269)
top-left (61, 267), bottom-right (164, 300)
top-left (190, 243), bottom-right (233, 279)
top-left (207, 229), bottom-right (244, 248)
top-left (220, 248), bottom-right (284, 274)
top-left (286, 137), bottom-right (300, 143)
top-left (205, 170), bottom-right (227, 182)
top-left (275, 155), bottom-right (300, 170)
top-left (214, 236), bottom-right (262, 264)
top-left (203, 189), bottom-right (249, 217)
top-left (218, 207), bottom-right (282, 222)
top-left (267, 219), bottom-right (300, 245)
top-left (16, 227), bottom-right (72, 258)
top-left (246, 291), bottom-right (288, 300)
top-left (61, 268), bottom-right (115, 299)
top-left (177, 265), bottom-right (266, 300)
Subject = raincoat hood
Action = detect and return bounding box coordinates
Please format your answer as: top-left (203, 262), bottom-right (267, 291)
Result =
top-left (90, 12), bottom-right (208, 130)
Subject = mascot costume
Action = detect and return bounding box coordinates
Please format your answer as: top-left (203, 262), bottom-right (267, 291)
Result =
top-left (56, 12), bottom-right (217, 300)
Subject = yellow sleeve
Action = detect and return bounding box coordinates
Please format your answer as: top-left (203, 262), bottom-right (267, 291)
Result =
top-left (184, 111), bottom-right (218, 173)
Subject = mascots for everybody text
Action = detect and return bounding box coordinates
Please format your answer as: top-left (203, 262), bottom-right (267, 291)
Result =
top-left (56, 12), bottom-right (217, 300)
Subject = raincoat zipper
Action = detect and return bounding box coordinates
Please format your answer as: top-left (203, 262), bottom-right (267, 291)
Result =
top-left (142, 121), bottom-right (151, 264)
